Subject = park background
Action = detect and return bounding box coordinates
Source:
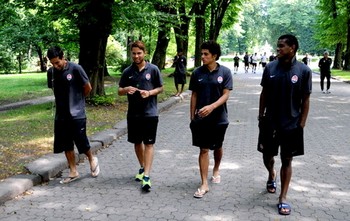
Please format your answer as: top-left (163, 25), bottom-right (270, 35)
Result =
top-left (0, 0), bottom-right (350, 180)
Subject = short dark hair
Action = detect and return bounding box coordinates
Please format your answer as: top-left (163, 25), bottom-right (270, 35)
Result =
top-left (278, 34), bottom-right (299, 52)
top-left (201, 40), bottom-right (221, 60)
top-left (47, 46), bottom-right (64, 60)
top-left (130, 40), bottom-right (146, 53)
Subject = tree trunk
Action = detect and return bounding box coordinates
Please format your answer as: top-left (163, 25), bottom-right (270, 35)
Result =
top-left (193, 1), bottom-right (210, 67)
top-left (333, 43), bottom-right (343, 69)
top-left (209, 0), bottom-right (231, 41)
top-left (77, 0), bottom-right (113, 97)
top-left (151, 24), bottom-right (170, 69)
top-left (151, 4), bottom-right (173, 69)
top-left (173, 2), bottom-right (191, 57)
top-left (344, 17), bottom-right (350, 70)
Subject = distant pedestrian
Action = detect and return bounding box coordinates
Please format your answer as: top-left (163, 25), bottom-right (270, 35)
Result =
top-left (261, 52), bottom-right (268, 69)
top-left (243, 52), bottom-right (250, 73)
top-left (189, 40), bottom-right (233, 198)
top-left (251, 53), bottom-right (259, 73)
top-left (233, 53), bottom-right (240, 74)
top-left (318, 51), bottom-right (332, 94)
top-left (302, 53), bottom-right (310, 66)
top-left (173, 50), bottom-right (187, 96)
top-left (47, 46), bottom-right (100, 184)
top-left (258, 34), bottom-right (312, 215)
top-left (118, 41), bottom-right (164, 192)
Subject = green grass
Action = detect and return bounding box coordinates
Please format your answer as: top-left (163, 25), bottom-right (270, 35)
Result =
top-left (0, 73), bottom-right (52, 105)
top-left (331, 69), bottom-right (350, 81)
top-left (0, 68), bottom-right (187, 180)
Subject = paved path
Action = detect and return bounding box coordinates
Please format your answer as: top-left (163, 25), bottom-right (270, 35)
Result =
top-left (1, 66), bottom-right (350, 220)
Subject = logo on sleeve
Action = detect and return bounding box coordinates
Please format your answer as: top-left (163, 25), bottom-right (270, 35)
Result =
top-left (145, 73), bottom-right (151, 80)
top-left (217, 76), bottom-right (223, 83)
top-left (291, 75), bottom-right (298, 83)
top-left (67, 74), bottom-right (72, 81)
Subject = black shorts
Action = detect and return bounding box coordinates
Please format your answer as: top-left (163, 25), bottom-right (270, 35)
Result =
top-left (257, 117), bottom-right (304, 157)
top-left (174, 73), bottom-right (186, 85)
top-left (190, 119), bottom-right (228, 150)
top-left (54, 118), bottom-right (90, 154)
top-left (127, 116), bottom-right (159, 144)
top-left (234, 63), bottom-right (239, 67)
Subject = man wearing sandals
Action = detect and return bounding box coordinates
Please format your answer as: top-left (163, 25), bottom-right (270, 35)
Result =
top-left (47, 46), bottom-right (100, 184)
top-left (189, 41), bottom-right (233, 198)
top-left (258, 34), bottom-right (312, 215)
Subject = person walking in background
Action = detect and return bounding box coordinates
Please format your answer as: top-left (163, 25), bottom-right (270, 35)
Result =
top-left (302, 53), bottom-right (310, 66)
top-left (233, 53), bottom-right (240, 74)
top-left (173, 50), bottom-right (187, 96)
top-left (47, 46), bottom-right (100, 184)
top-left (189, 40), bottom-right (233, 198)
top-left (251, 52), bottom-right (259, 73)
top-left (318, 51), bottom-right (332, 94)
top-left (118, 41), bottom-right (163, 192)
top-left (258, 34), bottom-right (312, 215)
top-left (243, 52), bottom-right (250, 73)
top-left (261, 52), bottom-right (268, 69)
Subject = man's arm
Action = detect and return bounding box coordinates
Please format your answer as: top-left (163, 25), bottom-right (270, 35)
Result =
top-left (299, 94), bottom-right (310, 128)
top-left (83, 82), bottom-right (92, 97)
top-left (258, 87), bottom-right (267, 119)
top-left (190, 91), bottom-right (197, 120)
top-left (196, 88), bottom-right (230, 118)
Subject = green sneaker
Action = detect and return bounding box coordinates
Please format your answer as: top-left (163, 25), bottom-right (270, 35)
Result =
top-left (141, 176), bottom-right (151, 191)
top-left (135, 168), bottom-right (144, 181)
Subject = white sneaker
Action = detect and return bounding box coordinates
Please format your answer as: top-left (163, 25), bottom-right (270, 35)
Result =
top-left (322, 90), bottom-right (326, 94)
top-left (326, 90), bottom-right (331, 94)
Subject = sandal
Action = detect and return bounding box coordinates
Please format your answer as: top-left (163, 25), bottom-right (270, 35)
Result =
top-left (193, 188), bottom-right (209, 198)
top-left (277, 202), bottom-right (291, 215)
top-left (60, 175), bottom-right (80, 184)
top-left (266, 180), bottom-right (277, 193)
top-left (91, 157), bottom-right (100, 177)
top-left (211, 175), bottom-right (221, 184)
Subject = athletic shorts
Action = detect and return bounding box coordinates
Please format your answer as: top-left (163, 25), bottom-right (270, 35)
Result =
top-left (234, 63), bottom-right (239, 67)
top-left (190, 119), bottom-right (228, 150)
top-left (54, 118), bottom-right (90, 154)
top-left (127, 116), bottom-right (159, 144)
top-left (257, 117), bottom-right (304, 158)
top-left (174, 73), bottom-right (186, 85)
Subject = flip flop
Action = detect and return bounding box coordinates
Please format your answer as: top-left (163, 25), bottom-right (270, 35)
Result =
top-left (277, 202), bottom-right (291, 215)
top-left (60, 175), bottom-right (80, 184)
top-left (193, 188), bottom-right (209, 198)
top-left (91, 157), bottom-right (100, 177)
top-left (211, 175), bottom-right (221, 184)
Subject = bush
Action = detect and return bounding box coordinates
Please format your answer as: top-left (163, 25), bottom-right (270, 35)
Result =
top-left (87, 94), bottom-right (116, 106)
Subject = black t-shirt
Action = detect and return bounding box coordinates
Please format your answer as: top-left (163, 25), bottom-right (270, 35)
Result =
top-left (47, 62), bottom-right (89, 120)
top-left (119, 62), bottom-right (163, 117)
top-left (261, 58), bottom-right (312, 130)
top-left (189, 63), bottom-right (233, 125)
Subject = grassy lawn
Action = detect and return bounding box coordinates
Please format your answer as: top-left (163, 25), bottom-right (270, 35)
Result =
top-left (0, 67), bottom-right (187, 180)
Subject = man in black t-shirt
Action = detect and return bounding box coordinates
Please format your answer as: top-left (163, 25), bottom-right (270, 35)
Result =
top-left (318, 51), bottom-right (332, 93)
top-left (47, 46), bottom-right (100, 184)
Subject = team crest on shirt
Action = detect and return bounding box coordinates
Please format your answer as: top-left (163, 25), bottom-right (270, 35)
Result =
top-left (145, 73), bottom-right (151, 80)
top-left (67, 74), bottom-right (72, 81)
top-left (217, 76), bottom-right (223, 83)
top-left (291, 75), bottom-right (298, 83)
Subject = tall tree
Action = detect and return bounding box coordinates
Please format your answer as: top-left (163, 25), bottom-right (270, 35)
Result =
top-left (76, 0), bottom-right (114, 97)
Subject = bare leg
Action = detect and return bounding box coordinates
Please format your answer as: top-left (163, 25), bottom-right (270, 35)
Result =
top-left (143, 144), bottom-right (154, 176)
top-left (279, 157), bottom-right (293, 202)
top-left (263, 153), bottom-right (277, 192)
top-left (198, 148), bottom-right (210, 191)
top-left (134, 143), bottom-right (145, 168)
top-left (213, 147), bottom-right (223, 177)
top-left (65, 150), bottom-right (79, 177)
